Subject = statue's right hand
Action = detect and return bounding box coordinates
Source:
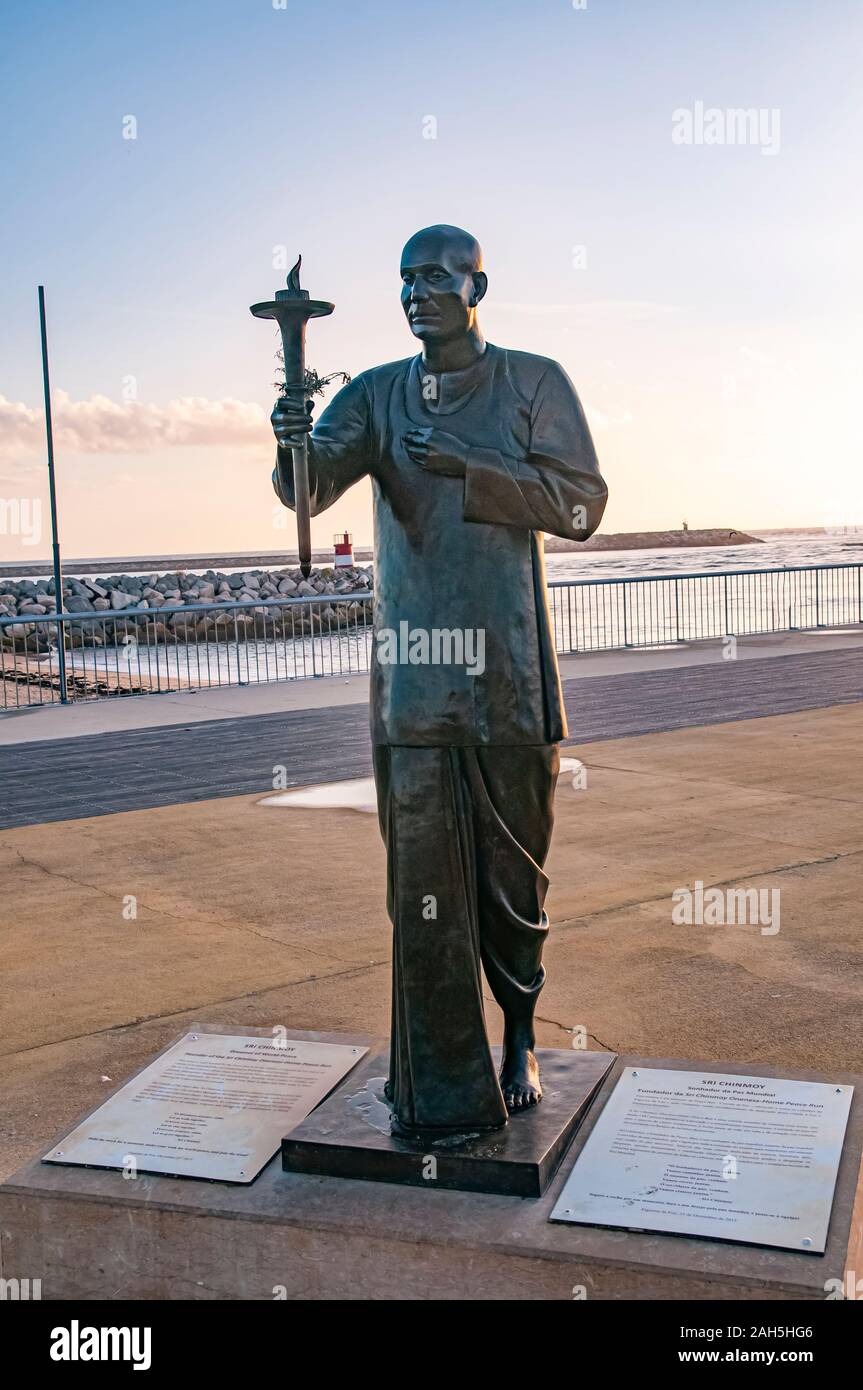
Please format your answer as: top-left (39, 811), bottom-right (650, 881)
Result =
top-left (271, 397), bottom-right (314, 448)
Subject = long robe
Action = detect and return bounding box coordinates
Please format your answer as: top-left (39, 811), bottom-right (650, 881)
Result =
top-left (374, 742), bottom-right (559, 1129)
top-left (274, 343), bottom-right (606, 1129)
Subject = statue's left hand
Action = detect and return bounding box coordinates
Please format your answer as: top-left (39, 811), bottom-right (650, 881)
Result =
top-left (403, 427), bottom-right (468, 477)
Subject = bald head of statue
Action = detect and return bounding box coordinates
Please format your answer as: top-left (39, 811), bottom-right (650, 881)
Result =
top-left (400, 225), bottom-right (488, 353)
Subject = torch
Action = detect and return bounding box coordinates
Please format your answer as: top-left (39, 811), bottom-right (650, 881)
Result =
top-left (251, 256), bottom-right (333, 579)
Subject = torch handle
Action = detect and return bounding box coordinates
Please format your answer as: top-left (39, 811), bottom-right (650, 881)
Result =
top-left (292, 435), bottom-right (313, 579)
top-left (278, 324), bottom-right (314, 580)
top-left (252, 258), bottom-right (333, 581)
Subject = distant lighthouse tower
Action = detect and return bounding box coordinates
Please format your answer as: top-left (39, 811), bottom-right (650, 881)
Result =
top-left (333, 531), bottom-right (354, 568)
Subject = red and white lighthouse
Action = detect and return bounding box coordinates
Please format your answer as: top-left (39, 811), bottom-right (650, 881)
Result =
top-left (333, 531), bottom-right (354, 568)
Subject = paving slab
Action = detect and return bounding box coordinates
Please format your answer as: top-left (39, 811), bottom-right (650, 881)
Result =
top-left (1, 704), bottom-right (861, 1187)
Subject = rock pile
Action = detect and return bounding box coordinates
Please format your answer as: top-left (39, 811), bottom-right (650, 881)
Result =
top-left (0, 565), bottom-right (374, 651)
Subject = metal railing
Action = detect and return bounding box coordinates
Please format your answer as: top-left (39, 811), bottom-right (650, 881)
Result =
top-left (0, 593), bottom-right (374, 708)
top-left (547, 562), bottom-right (863, 652)
top-left (1, 562), bottom-right (861, 709)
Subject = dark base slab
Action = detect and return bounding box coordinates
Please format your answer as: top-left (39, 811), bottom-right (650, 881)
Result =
top-left (281, 1046), bottom-right (616, 1198)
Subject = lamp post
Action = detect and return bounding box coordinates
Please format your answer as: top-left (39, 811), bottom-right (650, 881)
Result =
top-left (38, 286), bottom-right (68, 702)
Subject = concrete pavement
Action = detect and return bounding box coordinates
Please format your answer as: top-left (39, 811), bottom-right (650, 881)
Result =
top-left (3, 644), bottom-right (863, 829)
top-left (1, 702), bottom-right (861, 1181)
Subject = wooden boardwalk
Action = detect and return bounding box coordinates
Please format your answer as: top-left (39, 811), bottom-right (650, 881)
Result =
top-left (1, 655), bottom-right (189, 703)
top-left (0, 648), bottom-right (860, 830)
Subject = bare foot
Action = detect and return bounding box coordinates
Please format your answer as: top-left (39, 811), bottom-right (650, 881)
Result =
top-left (500, 1032), bottom-right (542, 1112)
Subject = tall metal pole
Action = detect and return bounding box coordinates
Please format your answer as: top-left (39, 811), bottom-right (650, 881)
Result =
top-left (38, 286), bottom-right (68, 702)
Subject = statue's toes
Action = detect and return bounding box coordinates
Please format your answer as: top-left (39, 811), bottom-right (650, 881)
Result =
top-left (504, 1086), bottom-right (539, 1112)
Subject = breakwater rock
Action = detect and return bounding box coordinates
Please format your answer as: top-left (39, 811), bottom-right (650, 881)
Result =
top-left (545, 528), bottom-right (762, 552)
top-left (0, 565), bottom-right (374, 651)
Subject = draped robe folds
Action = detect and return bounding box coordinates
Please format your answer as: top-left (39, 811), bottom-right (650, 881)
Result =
top-left (274, 343), bottom-right (607, 1129)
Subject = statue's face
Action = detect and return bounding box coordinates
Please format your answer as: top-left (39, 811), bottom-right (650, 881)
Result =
top-left (400, 234), bottom-right (480, 343)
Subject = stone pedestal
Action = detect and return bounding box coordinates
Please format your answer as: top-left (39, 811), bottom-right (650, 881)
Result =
top-left (1, 1048), bottom-right (860, 1301)
top-left (282, 1046), bottom-right (615, 1197)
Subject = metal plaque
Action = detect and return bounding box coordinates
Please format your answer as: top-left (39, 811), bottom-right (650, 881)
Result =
top-left (43, 1031), bottom-right (368, 1184)
top-left (550, 1066), bottom-right (853, 1252)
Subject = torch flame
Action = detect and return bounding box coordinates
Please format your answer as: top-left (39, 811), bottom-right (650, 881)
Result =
top-left (287, 255), bottom-right (303, 295)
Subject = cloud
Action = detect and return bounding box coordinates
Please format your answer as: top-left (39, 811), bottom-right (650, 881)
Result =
top-left (0, 391), bottom-right (269, 461)
top-left (0, 384), bottom-right (632, 470)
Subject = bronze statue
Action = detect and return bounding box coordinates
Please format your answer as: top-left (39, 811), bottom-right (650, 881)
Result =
top-left (271, 225), bottom-right (607, 1134)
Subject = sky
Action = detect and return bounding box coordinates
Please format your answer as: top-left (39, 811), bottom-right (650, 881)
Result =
top-left (1, 0), bottom-right (861, 562)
